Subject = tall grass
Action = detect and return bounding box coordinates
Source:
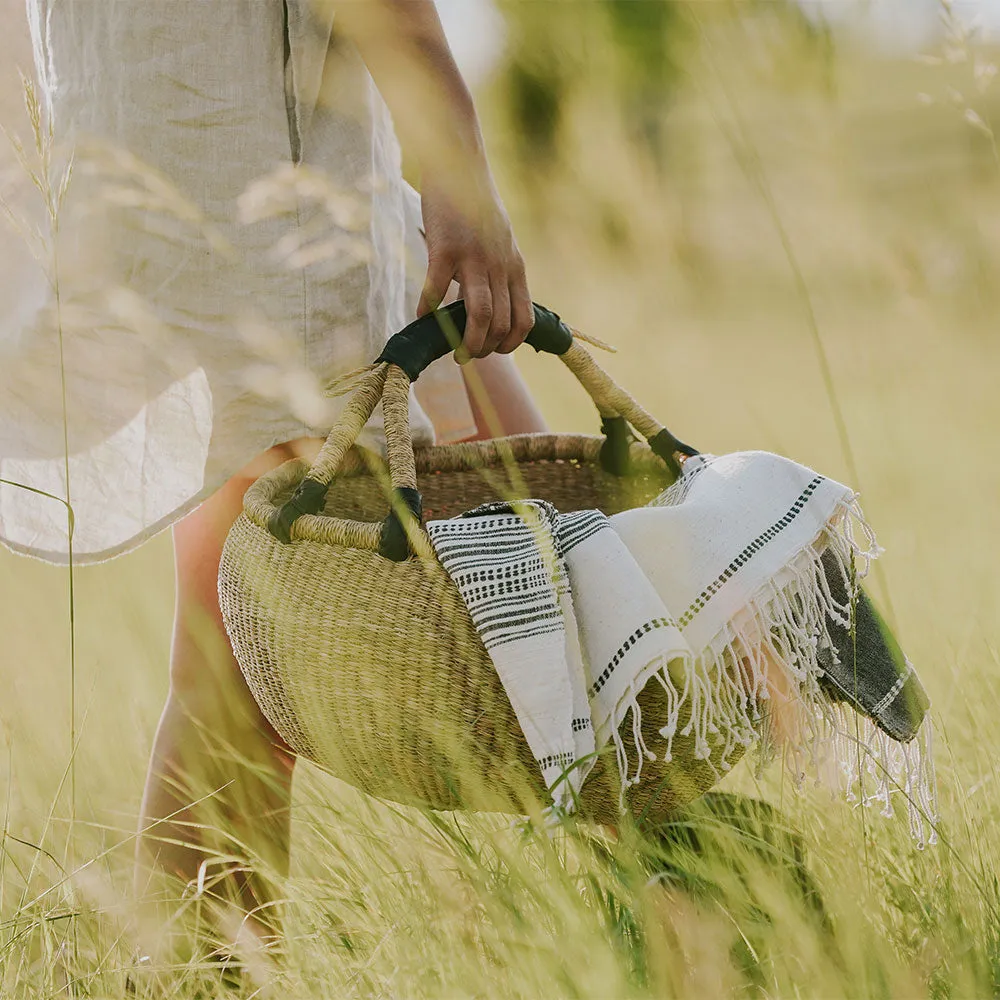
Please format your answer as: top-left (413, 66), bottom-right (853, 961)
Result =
top-left (1, 3), bottom-right (1000, 997)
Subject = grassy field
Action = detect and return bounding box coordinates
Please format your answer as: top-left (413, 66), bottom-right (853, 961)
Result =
top-left (2, 5), bottom-right (1000, 997)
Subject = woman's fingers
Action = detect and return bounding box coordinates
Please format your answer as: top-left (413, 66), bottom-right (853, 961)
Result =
top-left (483, 278), bottom-right (512, 356)
top-left (419, 183), bottom-right (531, 359)
top-left (424, 256), bottom-right (530, 361)
top-left (458, 268), bottom-right (493, 360)
top-left (497, 268), bottom-right (534, 354)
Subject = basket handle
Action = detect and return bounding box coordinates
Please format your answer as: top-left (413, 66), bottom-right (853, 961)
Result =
top-left (268, 302), bottom-right (698, 556)
top-left (373, 300), bottom-right (698, 476)
top-left (374, 300), bottom-right (574, 379)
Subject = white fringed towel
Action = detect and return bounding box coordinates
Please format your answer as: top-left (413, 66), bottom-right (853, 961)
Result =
top-left (427, 451), bottom-right (937, 841)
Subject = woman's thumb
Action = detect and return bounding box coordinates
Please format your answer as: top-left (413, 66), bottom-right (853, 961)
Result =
top-left (417, 255), bottom-right (454, 318)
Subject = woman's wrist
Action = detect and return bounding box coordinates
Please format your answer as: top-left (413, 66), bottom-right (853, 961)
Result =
top-left (416, 82), bottom-right (489, 179)
top-left (419, 124), bottom-right (501, 224)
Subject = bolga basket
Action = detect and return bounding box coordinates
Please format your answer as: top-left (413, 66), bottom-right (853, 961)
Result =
top-left (219, 303), bottom-right (744, 827)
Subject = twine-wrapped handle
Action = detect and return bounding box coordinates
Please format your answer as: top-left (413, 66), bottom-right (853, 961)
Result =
top-left (268, 302), bottom-right (698, 559)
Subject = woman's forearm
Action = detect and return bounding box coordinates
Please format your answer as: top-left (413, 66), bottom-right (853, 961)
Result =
top-left (333, 0), bottom-right (534, 356)
top-left (333, 1), bottom-right (490, 189)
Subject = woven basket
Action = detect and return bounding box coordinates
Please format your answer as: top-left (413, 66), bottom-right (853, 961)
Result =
top-left (219, 304), bottom-right (743, 827)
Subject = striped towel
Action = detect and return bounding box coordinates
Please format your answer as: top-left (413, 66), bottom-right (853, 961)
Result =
top-left (423, 501), bottom-right (596, 809)
top-left (426, 499), bottom-right (690, 811)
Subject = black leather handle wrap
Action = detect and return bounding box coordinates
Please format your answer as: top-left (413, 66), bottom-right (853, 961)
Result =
top-left (267, 477), bottom-right (328, 544)
top-left (648, 428), bottom-right (700, 480)
top-left (379, 487), bottom-right (423, 562)
top-left (599, 416), bottom-right (633, 477)
top-left (376, 301), bottom-right (575, 382)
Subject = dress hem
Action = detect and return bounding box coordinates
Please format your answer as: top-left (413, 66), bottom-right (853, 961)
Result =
top-left (1, 402), bottom-right (473, 566)
top-left (0, 428), bottom-right (317, 566)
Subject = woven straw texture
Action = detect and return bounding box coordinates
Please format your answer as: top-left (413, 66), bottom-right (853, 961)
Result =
top-left (219, 430), bottom-right (742, 827)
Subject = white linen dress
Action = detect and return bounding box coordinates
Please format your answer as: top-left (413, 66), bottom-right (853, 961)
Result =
top-left (0, 0), bottom-right (474, 564)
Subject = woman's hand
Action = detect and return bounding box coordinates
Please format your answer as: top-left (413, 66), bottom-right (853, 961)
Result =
top-left (417, 175), bottom-right (533, 359)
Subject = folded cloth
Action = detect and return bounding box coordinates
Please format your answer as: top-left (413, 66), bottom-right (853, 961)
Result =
top-left (816, 551), bottom-right (929, 744)
top-left (425, 501), bottom-right (596, 810)
top-left (427, 450), bottom-right (936, 842)
top-left (427, 500), bottom-right (693, 812)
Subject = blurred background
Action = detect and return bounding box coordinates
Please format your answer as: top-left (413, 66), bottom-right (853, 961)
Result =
top-left (1, 0), bottom-right (999, 994)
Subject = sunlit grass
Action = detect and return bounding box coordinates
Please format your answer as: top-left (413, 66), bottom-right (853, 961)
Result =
top-left (1, 4), bottom-right (999, 997)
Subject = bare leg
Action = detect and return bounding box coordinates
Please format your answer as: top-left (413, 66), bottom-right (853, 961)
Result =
top-left (462, 354), bottom-right (547, 438)
top-left (135, 443), bottom-right (315, 950)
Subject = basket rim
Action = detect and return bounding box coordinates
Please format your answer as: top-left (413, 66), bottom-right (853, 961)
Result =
top-left (242, 432), bottom-right (671, 551)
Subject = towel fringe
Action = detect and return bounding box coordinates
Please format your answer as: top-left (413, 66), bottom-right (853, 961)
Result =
top-left (823, 706), bottom-right (938, 848)
top-left (608, 494), bottom-right (937, 842)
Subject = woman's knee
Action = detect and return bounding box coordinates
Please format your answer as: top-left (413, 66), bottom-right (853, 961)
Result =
top-left (461, 354), bottom-right (547, 438)
top-left (170, 453), bottom-right (281, 676)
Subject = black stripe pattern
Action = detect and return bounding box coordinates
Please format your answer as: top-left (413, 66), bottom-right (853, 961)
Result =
top-left (430, 502), bottom-right (611, 652)
top-left (537, 751), bottom-right (576, 772)
top-left (677, 476), bottom-right (824, 629)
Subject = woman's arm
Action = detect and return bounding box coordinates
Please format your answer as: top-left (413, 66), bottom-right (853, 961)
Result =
top-left (332, 0), bottom-right (533, 359)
